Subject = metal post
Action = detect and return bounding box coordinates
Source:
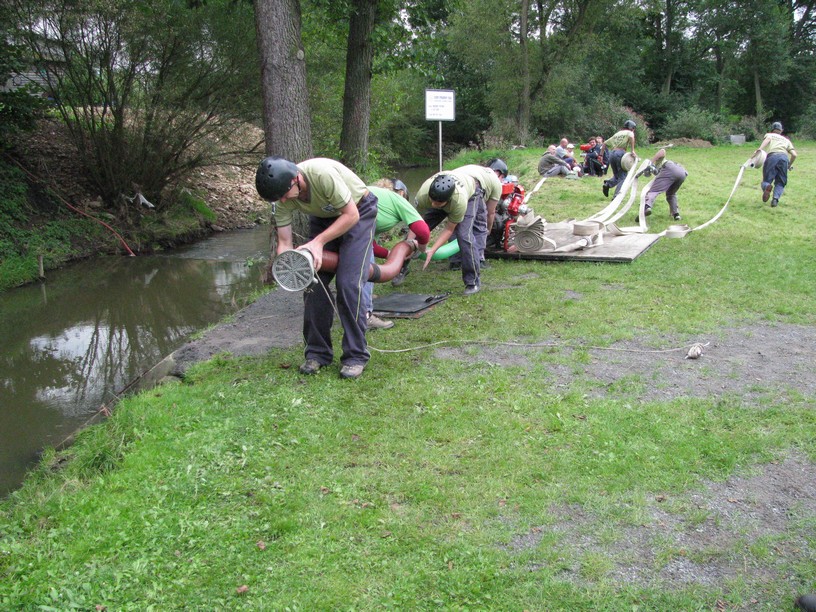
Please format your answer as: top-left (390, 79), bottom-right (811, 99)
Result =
top-left (438, 121), bottom-right (443, 172)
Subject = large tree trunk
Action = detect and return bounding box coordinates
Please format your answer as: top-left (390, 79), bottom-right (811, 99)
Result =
top-left (339, 0), bottom-right (378, 173)
top-left (254, 0), bottom-right (312, 162)
top-left (254, 0), bottom-right (312, 250)
top-left (518, 0), bottom-right (530, 144)
top-left (753, 67), bottom-right (764, 119)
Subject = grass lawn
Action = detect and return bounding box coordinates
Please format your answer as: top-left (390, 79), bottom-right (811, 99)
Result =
top-left (2, 143), bottom-right (815, 610)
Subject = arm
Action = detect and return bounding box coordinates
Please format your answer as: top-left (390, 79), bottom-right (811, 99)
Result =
top-left (423, 221), bottom-right (457, 270)
top-left (789, 148), bottom-right (797, 168)
top-left (485, 198), bottom-right (499, 233)
top-left (755, 136), bottom-right (772, 155)
top-left (300, 200), bottom-right (359, 271)
top-left (276, 225), bottom-right (294, 255)
top-left (629, 133), bottom-right (636, 156)
top-left (406, 219), bottom-right (430, 252)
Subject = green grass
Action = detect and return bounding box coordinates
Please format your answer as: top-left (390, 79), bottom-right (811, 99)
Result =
top-left (2, 143), bottom-right (816, 609)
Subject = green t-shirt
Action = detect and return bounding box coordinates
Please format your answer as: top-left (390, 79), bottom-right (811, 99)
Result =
top-left (368, 186), bottom-right (422, 233)
top-left (415, 171), bottom-right (476, 224)
top-left (762, 133), bottom-right (795, 156)
top-left (605, 129), bottom-right (634, 150)
top-left (273, 158), bottom-right (368, 228)
top-left (454, 164), bottom-right (503, 202)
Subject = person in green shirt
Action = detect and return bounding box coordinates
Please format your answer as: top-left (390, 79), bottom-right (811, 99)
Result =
top-left (415, 170), bottom-right (484, 295)
top-left (255, 156), bottom-right (377, 379)
top-left (755, 121), bottom-right (797, 208)
top-left (601, 119), bottom-right (637, 198)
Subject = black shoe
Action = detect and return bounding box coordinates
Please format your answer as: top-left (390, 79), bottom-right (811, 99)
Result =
top-left (463, 284), bottom-right (480, 296)
top-left (771, 198), bottom-right (779, 207)
top-left (391, 260), bottom-right (411, 286)
top-left (479, 260), bottom-right (490, 270)
top-left (673, 213), bottom-right (681, 221)
top-left (602, 184), bottom-right (610, 198)
top-left (449, 262), bottom-right (462, 271)
top-left (645, 207), bottom-right (652, 216)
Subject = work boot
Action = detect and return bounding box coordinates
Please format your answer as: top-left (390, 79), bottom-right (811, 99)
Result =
top-left (762, 183), bottom-right (773, 202)
top-left (602, 183), bottom-right (610, 198)
top-left (367, 313), bottom-right (394, 330)
top-left (391, 260), bottom-right (411, 286)
top-left (673, 213), bottom-right (682, 221)
top-left (771, 198), bottom-right (779, 207)
top-left (299, 359), bottom-right (323, 375)
top-left (339, 363), bottom-right (365, 379)
top-left (463, 284), bottom-right (480, 296)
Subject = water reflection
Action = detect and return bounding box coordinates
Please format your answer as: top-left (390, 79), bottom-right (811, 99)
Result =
top-left (0, 227), bottom-right (270, 496)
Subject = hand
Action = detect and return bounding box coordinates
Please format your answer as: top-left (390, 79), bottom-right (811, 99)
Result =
top-left (422, 249), bottom-right (436, 270)
top-left (300, 240), bottom-right (324, 271)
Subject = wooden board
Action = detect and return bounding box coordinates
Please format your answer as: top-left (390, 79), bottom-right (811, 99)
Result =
top-left (486, 231), bottom-right (662, 263)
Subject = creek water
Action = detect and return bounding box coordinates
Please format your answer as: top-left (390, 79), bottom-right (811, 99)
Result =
top-left (0, 168), bottom-right (436, 497)
top-left (0, 226), bottom-right (272, 497)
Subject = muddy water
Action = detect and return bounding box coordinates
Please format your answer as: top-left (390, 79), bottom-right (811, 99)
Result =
top-left (0, 227), bottom-right (271, 496)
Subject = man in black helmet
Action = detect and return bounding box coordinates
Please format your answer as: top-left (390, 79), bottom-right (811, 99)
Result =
top-left (255, 156), bottom-right (377, 379)
top-left (755, 121), bottom-right (797, 208)
top-left (601, 120), bottom-right (637, 198)
top-left (415, 170), bottom-right (485, 295)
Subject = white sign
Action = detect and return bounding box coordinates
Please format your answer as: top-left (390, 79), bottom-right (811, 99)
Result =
top-left (425, 89), bottom-right (455, 122)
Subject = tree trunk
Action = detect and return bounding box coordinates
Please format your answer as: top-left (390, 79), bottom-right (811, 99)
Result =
top-left (339, 0), bottom-right (377, 173)
top-left (254, 0), bottom-right (312, 245)
top-left (518, 0), bottom-right (531, 144)
top-left (660, 0), bottom-right (674, 96)
top-left (254, 0), bottom-right (312, 162)
top-left (753, 67), bottom-right (764, 119)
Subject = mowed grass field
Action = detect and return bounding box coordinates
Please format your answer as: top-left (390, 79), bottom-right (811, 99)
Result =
top-left (2, 142), bottom-right (815, 610)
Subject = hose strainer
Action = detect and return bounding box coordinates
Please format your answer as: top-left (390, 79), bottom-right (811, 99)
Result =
top-left (271, 248), bottom-right (317, 292)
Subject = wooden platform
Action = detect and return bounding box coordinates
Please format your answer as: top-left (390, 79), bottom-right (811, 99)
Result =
top-left (486, 230), bottom-right (662, 263)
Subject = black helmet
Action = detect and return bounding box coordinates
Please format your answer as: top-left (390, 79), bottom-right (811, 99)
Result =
top-left (392, 178), bottom-right (409, 201)
top-left (624, 120), bottom-right (636, 130)
top-left (771, 121), bottom-right (783, 132)
top-left (488, 158), bottom-right (508, 177)
top-left (429, 174), bottom-right (456, 202)
top-left (255, 156), bottom-right (298, 201)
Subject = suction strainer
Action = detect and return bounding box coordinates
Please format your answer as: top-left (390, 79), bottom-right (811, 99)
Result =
top-left (271, 248), bottom-right (317, 291)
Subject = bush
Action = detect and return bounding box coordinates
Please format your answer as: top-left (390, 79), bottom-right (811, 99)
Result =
top-left (659, 107), bottom-right (728, 143)
top-left (792, 104), bottom-right (816, 140)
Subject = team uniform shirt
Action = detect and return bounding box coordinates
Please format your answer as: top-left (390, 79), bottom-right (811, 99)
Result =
top-left (273, 158), bottom-right (368, 228)
top-left (762, 133), bottom-right (795, 156)
top-left (368, 186), bottom-right (423, 234)
top-left (415, 171), bottom-right (476, 224)
top-left (605, 129), bottom-right (634, 150)
top-left (454, 165), bottom-right (503, 202)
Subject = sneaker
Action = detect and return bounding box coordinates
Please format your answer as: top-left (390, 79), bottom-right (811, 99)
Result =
top-left (299, 359), bottom-right (322, 375)
top-left (771, 198), bottom-right (779, 208)
top-left (463, 284), bottom-right (480, 296)
top-left (645, 207), bottom-right (652, 216)
top-left (673, 213), bottom-right (681, 221)
top-left (602, 184), bottom-right (610, 198)
top-left (762, 183), bottom-right (773, 202)
top-left (339, 363), bottom-right (365, 379)
top-left (391, 260), bottom-right (411, 286)
top-left (367, 313), bottom-right (394, 330)
top-left (480, 260), bottom-right (490, 270)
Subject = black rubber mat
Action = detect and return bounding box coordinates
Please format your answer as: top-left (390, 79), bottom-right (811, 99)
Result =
top-left (372, 292), bottom-right (450, 318)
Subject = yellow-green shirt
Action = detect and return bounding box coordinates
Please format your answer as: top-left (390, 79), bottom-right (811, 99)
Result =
top-left (273, 158), bottom-right (368, 228)
top-left (762, 133), bottom-right (795, 156)
top-left (414, 171), bottom-right (475, 224)
top-left (454, 164), bottom-right (503, 202)
top-left (605, 129), bottom-right (634, 150)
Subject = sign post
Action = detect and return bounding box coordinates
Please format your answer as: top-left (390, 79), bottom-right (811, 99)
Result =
top-left (425, 89), bottom-right (456, 172)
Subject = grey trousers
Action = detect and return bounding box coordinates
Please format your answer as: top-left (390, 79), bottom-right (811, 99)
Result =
top-left (424, 189), bottom-right (486, 288)
top-left (645, 162), bottom-right (687, 216)
top-left (303, 192), bottom-right (377, 367)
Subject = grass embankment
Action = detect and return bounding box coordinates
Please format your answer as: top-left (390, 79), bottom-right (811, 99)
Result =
top-left (2, 144), bottom-right (816, 609)
top-left (0, 159), bottom-right (220, 292)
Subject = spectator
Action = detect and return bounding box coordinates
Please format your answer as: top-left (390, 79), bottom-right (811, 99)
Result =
top-left (582, 137), bottom-right (605, 177)
top-left (596, 135), bottom-right (610, 174)
top-left (538, 145), bottom-right (571, 177)
top-left (555, 137), bottom-right (569, 159)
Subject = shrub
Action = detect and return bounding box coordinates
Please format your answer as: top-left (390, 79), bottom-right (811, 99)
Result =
top-left (792, 104), bottom-right (816, 139)
top-left (658, 107), bottom-right (728, 143)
